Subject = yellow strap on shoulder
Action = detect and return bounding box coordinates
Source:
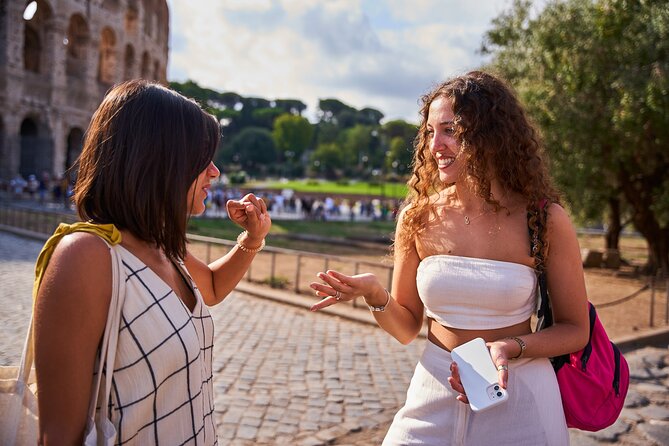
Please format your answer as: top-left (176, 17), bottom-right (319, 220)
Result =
top-left (33, 222), bottom-right (122, 301)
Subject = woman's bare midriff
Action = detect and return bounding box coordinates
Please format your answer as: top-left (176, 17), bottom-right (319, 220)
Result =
top-left (427, 318), bottom-right (532, 352)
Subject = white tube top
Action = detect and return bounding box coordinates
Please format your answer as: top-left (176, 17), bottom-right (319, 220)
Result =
top-left (416, 255), bottom-right (538, 329)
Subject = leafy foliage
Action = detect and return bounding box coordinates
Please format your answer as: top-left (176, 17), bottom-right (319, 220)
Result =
top-left (272, 114), bottom-right (314, 161)
top-left (171, 81), bottom-right (415, 185)
top-left (483, 0), bottom-right (669, 271)
top-left (223, 127), bottom-right (277, 175)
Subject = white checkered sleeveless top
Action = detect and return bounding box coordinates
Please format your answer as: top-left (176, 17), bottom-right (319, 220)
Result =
top-left (99, 245), bottom-right (217, 445)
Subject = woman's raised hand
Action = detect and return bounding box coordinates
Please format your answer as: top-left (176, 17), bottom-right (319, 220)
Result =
top-left (309, 270), bottom-right (381, 311)
top-left (225, 193), bottom-right (271, 240)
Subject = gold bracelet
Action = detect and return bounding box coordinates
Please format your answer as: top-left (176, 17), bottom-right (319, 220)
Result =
top-left (505, 336), bottom-right (526, 359)
top-left (236, 230), bottom-right (265, 253)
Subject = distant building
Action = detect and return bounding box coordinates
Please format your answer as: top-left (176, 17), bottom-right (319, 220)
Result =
top-left (0, 0), bottom-right (169, 182)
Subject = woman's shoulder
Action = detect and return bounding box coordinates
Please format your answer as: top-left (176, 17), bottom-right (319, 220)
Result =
top-left (545, 202), bottom-right (570, 221)
top-left (45, 232), bottom-right (113, 288)
top-left (545, 202), bottom-right (577, 239)
top-left (53, 231), bottom-right (112, 261)
top-left (36, 232), bottom-right (113, 321)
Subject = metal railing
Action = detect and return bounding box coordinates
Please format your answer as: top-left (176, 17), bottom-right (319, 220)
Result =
top-left (1, 204), bottom-right (667, 322)
top-left (0, 205), bottom-right (393, 310)
top-left (0, 205), bottom-right (77, 234)
top-left (184, 233), bottom-right (392, 309)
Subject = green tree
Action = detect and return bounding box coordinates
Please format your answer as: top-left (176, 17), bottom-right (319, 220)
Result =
top-left (358, 107), bottom-right (385, 126)
top-left (387, 137), bottom-right (410, 175)
top-left (272, 113), bottom-right (314, 162)
top-left (274, 99), bottom-right (307, 116)
top-left (340, 125), bottom-right (374, 171)
top-left (252, 107), bottom-right (285, 130)
top-left (223, 127), bottom-right (277, 176)
top-left (483, 0), bottom-right (669, 273)
top-left (317, 98), bottom-right (356, 124)
top-left (381, 119), bottom-right (417, 176)
top-left (310, 143), bottom-right (344, 179)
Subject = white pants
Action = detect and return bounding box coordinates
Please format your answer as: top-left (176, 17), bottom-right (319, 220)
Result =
top-left (383, 341), bottom-right (569, 446)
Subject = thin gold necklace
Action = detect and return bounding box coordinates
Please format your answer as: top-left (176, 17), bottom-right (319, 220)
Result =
top-left (462, 191), bottom-right (510, 225)
top-left (464, 209), bottom-right (489, 225)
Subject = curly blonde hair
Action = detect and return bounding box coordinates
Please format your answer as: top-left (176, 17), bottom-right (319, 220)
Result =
top-left (399, 71), bottom-right (560, 270)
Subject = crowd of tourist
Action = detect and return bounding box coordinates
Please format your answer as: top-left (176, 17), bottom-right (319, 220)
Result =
top-left (1, 176), bottom-right (402, 222)
top-left (1, 171), bottom-right (73, 208)
top-left (206, 187), bottom-right (401, 222)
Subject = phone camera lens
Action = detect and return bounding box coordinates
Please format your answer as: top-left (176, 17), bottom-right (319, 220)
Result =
top-left (497, 392), bottom-right (503, 397)
top-left (494, 385), bottom-right (499, 390)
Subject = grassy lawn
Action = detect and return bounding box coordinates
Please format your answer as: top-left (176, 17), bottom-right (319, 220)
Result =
top-left (187, 216), bottom-right (397, 253)
top-left (244, 179), bottom-right (408, 199)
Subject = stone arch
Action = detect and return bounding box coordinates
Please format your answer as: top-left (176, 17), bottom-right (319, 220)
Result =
top-left (124, 44), bottom-right (135, 80)
top-left (97, 27), bottom-right (117, 85)
top-left (66, 14), bottom-right (90, 78)
top-left (141, 50), bottom-right (150, 79)
top-left (23, 24), bottom-right (40, 72)
top-left (23, 0), bottom-right (54, 74)
top-left (65, 127), bottom-right (84, 174)
top-left (19, 116), bottom-right (53, 179)
top-left (125, 0), bottom-right (139, 34)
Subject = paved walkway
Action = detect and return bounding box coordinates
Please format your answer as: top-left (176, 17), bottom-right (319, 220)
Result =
top-left (1, 230), bottom-right (668, 445)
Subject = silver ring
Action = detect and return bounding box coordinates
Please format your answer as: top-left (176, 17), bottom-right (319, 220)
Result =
top-left (334, 291), bottom-right (342, 301)
top-left (497, 364), bottom-right (508, 371)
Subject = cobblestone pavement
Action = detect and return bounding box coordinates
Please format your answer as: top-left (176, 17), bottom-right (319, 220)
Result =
top-left (1, 230), bottom-right (668, 446)
top-left (0, 231), bottom-right (422, 445)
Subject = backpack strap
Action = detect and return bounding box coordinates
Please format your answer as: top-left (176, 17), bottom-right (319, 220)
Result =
top-left (612, 343), bottom-right (622, 396)
top-left (528, 201), bottom-right (553, 329)
top-left (580, 303), bottom-right (597, 370)
top-left (528, 200), bottom-right (570, 371)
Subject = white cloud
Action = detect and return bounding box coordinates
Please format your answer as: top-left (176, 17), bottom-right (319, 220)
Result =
top-left (166, 0), bottom-right (523, 123)
top-left (224, 0), bottom-right (273, 12)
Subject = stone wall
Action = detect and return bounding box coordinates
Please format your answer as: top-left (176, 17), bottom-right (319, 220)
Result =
top-left (0, 0), bottom-right (169, 183)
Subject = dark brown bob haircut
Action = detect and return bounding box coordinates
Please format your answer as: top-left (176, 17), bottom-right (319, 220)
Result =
top-left (74, 80), bottom-right (220, 261)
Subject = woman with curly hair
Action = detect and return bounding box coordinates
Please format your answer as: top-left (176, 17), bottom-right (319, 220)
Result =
top-left (310, 71), bottom-right (588, 445)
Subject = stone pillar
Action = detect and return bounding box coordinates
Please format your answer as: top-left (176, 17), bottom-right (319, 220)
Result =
top-left (87, 32), bottom-right (103, 104)
top-left (47, 15), bottom-right (68, 176)
top-left (50, 113), bottom-right (66, 177)
top-left (2, 0), bottom-right (24, 181)
top-left (0, 118), bottom-right (7, 180)
top-left (48, 16), bottom-right (68, 102)
top-left (5, 2), bottom-right (24, 70)
top-left (4, 112), bottom-right (23, 180)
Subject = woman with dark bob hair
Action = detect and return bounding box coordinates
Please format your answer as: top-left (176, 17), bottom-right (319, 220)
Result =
top-left (310, 71), bottom-right (589, 444)
top-left (34, 80), bottom-right (271, 444)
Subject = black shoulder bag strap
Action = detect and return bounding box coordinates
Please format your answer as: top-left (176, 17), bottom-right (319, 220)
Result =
top-left (527, 204), bottom-right (569, 371)
top-left (528, 205), bottom-right (553, 331)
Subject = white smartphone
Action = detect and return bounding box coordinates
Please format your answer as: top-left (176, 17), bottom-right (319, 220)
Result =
top-left (451, 337), bottom-right (509, 412)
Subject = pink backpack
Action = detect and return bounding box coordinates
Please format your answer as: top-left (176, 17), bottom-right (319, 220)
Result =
top-left (530, 205), bottom-right (629, 431)
top-left (551, 303), bottom-right (629, 430)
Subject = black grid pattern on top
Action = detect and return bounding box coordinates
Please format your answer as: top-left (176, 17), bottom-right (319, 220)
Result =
top-left (94, 246), bottom-right (217, 445)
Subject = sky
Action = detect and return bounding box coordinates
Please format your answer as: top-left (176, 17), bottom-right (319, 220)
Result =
top-left (166, 0), bottom-right (543, 124)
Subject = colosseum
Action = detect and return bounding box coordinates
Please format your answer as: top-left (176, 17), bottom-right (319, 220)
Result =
top-left (0, 0), bottom-right (169, 185)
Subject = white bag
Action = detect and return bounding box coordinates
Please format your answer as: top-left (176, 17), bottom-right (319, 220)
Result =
top-left (0, 319), bottom-right (39, 446)
top-left (0, 242), bottom-right (125, 446)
